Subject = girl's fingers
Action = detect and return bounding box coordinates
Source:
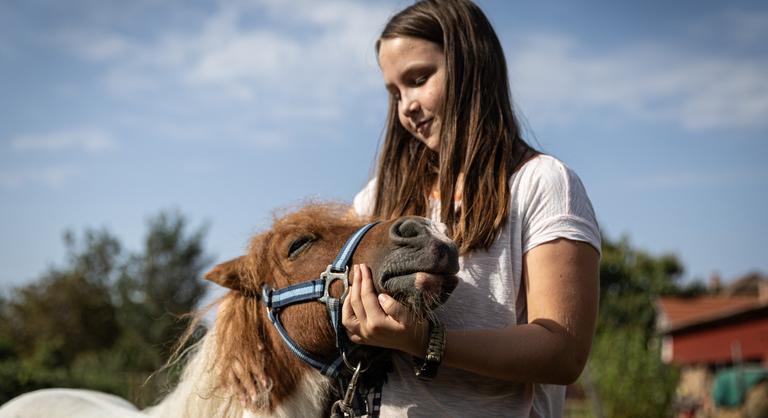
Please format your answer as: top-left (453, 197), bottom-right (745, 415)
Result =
top-left (341, 283), bottom-right (356, 329)
top-left (359, 264), bottom-right (385, 322)
top-left (378, 293), bottom-right (409, 322)
top-left (347, 264), bottom-right (367, 323)
top-left (344, 264), bottom-right (413, 349)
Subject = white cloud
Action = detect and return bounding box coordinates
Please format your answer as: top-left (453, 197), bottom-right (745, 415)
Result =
top-left (187, 31), bottom-right (302, 84)
top-left (46, 0), bottom-right (394, 149)
top-left (508, 34), bottom-right (768, 131)
top-left (192, 0), bottom-right (388, 97)
top-left (10, 128), bottom-right (118, 153)
top-left (63, 0), bottom-right (389, 105)
top-left (0, 165), bottom-right (81, 190)
top-left (56, 1), bottom-right (768, 136)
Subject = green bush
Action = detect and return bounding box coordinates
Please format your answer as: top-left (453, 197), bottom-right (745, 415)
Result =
top-left (588, 327), bottom-right (679, 418)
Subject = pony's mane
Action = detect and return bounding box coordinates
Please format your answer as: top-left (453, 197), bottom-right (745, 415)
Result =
top-left (268, 202), bottom-right (362, 237)
top-left (146, 329), bottom-right (242, 418)
top-left (148, 202), bottom-right (357, 418)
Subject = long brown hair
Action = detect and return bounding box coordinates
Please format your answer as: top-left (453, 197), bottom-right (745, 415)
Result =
top-left (372, 0), bottom-right (536, 253)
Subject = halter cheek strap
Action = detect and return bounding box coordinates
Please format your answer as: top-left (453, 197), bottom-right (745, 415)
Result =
top-left (262, 279), bottom-right (347, 376)
top-left (329, 222), bottom-right (378, 273)
top-left (262, 222), bottom-right (379, 379)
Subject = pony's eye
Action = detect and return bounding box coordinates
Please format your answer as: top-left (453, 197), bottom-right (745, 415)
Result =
top-left (287, 235), bottom-right (315, 259)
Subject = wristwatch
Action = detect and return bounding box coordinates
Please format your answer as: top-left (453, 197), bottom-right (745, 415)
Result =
top-left (413, 318), bottom-right (445, 380)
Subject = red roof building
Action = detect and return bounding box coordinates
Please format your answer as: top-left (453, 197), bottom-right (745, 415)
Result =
top-left (655, 275), bottom-right (768, 416)
top-left (655, 276), bottom-right (768, 366)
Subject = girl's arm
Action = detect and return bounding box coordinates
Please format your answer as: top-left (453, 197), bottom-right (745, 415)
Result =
top-left (342, 237), bottom-right (599, 385)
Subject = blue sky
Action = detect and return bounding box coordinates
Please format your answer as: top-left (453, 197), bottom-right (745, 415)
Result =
top-left (1, 0), bottom-right (766, 292)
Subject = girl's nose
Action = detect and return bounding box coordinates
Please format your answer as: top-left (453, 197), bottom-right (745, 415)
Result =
top-left (402, 93), bottom-right (420, 117)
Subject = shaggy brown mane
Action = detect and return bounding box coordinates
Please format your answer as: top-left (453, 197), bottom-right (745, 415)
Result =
top-left (270, 203), bottom-right (361, 231)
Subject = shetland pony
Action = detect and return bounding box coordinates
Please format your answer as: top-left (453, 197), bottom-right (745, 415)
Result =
top-left (0, 204), bottom-right (459, 418)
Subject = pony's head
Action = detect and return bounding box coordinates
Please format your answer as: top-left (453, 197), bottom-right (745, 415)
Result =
top-left (204, 204), bottom-right (458, 412)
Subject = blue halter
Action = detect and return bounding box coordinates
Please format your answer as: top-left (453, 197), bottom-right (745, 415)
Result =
top-left (261, 222), bottom-right (382, 416)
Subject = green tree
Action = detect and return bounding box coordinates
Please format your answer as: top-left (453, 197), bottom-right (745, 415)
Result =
top-left (115, 210), bottom-right (212, 361)
top-left (0, 295), bottom-right (15, 362)
top-left (0, 229), bottom-right (121, 368)
top-left (598, 235), bottom-right (684, 338)
top-left (0, 210), bottom-right (211, 406)
top-left (588, 327), bottom-right (679, 418)
top-left (584, 235), bottom-right (689, 418)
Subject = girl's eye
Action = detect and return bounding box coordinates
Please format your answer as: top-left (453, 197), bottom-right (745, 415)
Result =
top-left (414, 76), bottom-right (427, 86)
top-left (287, 235), bottom-right (315, 258)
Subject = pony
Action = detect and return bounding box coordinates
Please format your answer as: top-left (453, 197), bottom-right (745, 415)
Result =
top-left (0, 204), bottom-right (459, 418)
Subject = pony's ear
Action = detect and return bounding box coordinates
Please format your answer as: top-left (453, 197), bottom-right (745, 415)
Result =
top-left (205, 256), bottom-right (245, 290)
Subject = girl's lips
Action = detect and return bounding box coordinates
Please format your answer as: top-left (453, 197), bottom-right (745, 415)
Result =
top-left (416, 118), bottom-right (432, 136)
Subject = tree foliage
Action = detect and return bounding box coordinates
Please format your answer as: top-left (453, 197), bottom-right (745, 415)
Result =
top-left (116, 211), bottom-right (211, 360)
top-left (598, 235), bottom-right (684, 338)
top-left (0, 210), bottom-right (211, 405)
top-left (584, 234), bottom-right (694, 418)
top-left (588, 327), bottom-right (679, 418)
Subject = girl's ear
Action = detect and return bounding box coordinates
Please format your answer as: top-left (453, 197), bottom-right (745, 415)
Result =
top-left (204, 256), bottom-right (246, 290)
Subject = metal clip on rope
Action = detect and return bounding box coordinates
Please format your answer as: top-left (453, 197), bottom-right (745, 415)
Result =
top-left (329, 361), bottom-right (364, 418)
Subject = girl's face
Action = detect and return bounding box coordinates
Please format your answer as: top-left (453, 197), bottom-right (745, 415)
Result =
top-left (378, 37), bottom-right (446, 152)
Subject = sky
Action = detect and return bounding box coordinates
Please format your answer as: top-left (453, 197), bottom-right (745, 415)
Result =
top-left (1, 0), bottom-right (766, 294)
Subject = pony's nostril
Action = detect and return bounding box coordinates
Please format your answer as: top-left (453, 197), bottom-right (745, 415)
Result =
top-left (391, 217), bottom-right (428, 241)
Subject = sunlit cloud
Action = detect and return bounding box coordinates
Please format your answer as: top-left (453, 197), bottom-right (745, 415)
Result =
top-left (186, 31), bottom-right (302, 84)
top-left (62, 0), bottom-right (389, 100)
top-left (10, 128), bottom-right (118, 153)
top-left (48, 0), bottom-right (391, 149)
top-left (46, 2), bottom-right (768, 137)
top-left (509, 25), bottom-right (768, 131)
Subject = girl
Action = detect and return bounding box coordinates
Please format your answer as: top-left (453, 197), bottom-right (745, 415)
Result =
top-left (341, 0), bottom-right (601, 416)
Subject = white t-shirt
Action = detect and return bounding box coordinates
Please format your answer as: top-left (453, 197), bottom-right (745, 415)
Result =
top-left (352, 154), bottom-right (601, 418)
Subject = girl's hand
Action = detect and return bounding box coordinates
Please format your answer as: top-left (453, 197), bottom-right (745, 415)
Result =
top-left (342, 264), bottom-right (428, 356)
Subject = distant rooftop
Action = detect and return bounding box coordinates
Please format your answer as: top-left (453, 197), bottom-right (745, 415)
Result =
top-left (656, 296), bottom-right (763, 333)
top-left (657, 272), bottom-right (768, 333)
top-left (655, 273), bottom-right (768, 365)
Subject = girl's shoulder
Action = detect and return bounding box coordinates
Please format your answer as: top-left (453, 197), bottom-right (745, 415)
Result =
top-left (352, 178), bottom-right (377, 217)
top-left (511, 153), bottom-right (597, 225)
top-left (511, 153), bottom-right (601, 253)
top-left (511, 153), bottom-right (579, 193)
